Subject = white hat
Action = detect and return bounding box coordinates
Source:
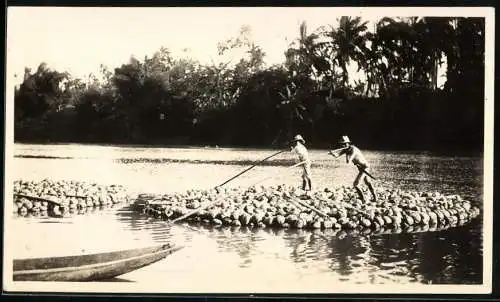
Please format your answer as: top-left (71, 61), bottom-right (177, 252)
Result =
top-left (339, 135), bottom-right (351, 144)
top-left (292, 134), bottom-right (305, 144)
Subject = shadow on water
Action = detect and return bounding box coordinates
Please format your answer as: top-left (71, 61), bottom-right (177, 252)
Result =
top-left (276, 219), bottom-right (483, 284)
top-left (113, 203), bottom-right (482, 284)
top-left (15, 155), bottom-right (74, 159)
top-left (97, 277), bottom-right (135, 282)
top-left (37, 220), bottom-right (73, 224)
top-left (113, 205), bottom-right (197, 244)
top-left (15, 154), bottom-right (300, 167)
top-left (15, 154), bottom-right (331, 168)
top-left (14, 147), bottom-right (484, 285)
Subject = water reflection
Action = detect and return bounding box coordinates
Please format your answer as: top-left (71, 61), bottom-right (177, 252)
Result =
top-left (114, 206), bottom-right (198, 245)
top-left (113, 204), bottom-right (482, 284)
top-left (12, 145), bottom-right (484, 285)
top-left (97, 277), bottom-right (134, 282)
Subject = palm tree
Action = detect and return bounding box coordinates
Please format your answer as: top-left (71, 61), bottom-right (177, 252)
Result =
top-left (285, 21), bottom-right (324, 84)
top-left (443, 17), bottom-right (484, 94)
top-left (371, 17), bottom-right (455, 92)
top-left (280, 21), bottom-right (330, 143)
top-left (276, 82), bottom-right (306, 139)
top-left (323, 16), bottom-right (370, 87)
top-left (412, 17), bottom-right (455, 90)
top-left (374, 18), bottom-right (417, 83)
top-left (366, 17), bottom-right (439, 96)
top-left (360, 17), bottom-right (402, 97)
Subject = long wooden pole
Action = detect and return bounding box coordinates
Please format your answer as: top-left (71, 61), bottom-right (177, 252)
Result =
top-left (14, 194), bottom-right (62, 206)
top-left (173, 149), bottom-right (287, 224)
top-left (171, 202), bottom-right (215, 223)
top-left (215, 149), bottom-right (287, 188)
top-left (339, 201), bottom-right (372, 217)
top-left (361, 169), bottom-right (377, 180)
top-left (327, 147), bottom-right (377, 180)
top-left (250, 160), bottom-right (307, 187)
top-left (328, 146), bottom-right (348, 157)
top-left (293, 198), bottom-right (329, 218)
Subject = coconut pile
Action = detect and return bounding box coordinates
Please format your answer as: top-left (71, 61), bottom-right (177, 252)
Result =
top-left (13, 179), bottom-right (130, 218)
top-left (136, 185), bottom-right (481, 233)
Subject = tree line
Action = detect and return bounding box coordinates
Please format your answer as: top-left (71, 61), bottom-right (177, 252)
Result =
top-left (14, 17), bottom-right (485, 153)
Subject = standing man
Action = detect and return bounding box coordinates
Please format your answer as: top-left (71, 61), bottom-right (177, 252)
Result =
top-left (290, 134), bottom-right (312, 193)
top-left (329, 135), bottom-right (377, 202)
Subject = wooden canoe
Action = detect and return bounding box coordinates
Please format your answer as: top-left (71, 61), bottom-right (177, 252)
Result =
top-left (13, 244), bottom-right (183, 282)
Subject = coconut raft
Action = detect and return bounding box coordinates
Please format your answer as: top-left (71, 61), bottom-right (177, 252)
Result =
top-left (13, 179), bottom-right (130, 218)
top-left (134, 185), bottom-right (481, 234)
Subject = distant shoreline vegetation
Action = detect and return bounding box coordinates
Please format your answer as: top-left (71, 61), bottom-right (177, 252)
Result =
top-left (14, 17), bottom-right (485, 154)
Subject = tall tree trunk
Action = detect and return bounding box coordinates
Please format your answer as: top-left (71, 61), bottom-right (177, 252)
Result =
top-left (431, 51), bottom-right (439, 90)
top-left (341, 64), bottom-right (349, 87)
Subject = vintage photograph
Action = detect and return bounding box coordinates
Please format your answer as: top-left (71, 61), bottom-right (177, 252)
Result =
top-left (3, 6), bottom-right (494, 294)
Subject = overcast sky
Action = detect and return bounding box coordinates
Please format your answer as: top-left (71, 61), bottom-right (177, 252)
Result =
top-left (6, 7), bottom-right (490, 85)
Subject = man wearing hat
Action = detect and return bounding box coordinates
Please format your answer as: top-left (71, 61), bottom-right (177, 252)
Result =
top-left (329, 135), bottom-right (377, 202)
top-left (290, 134), bottom-right (312, 193)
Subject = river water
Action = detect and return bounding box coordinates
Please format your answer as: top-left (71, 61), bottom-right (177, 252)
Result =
top-left (6, 143), bottom-right (485, 292)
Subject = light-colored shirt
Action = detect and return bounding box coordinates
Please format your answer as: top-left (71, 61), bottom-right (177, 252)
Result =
top-left (291, 143), bottom-right (310, 163)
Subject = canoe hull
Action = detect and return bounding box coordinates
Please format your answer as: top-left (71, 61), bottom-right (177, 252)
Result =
top-left (13, 244), bottom-right (182, 282)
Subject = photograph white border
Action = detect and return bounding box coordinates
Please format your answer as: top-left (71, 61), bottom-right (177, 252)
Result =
top-left (3, 6), bottom-right (494, 294)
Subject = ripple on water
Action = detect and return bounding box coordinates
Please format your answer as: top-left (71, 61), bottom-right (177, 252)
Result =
top-left (11, 145), bottom-right (484, 286)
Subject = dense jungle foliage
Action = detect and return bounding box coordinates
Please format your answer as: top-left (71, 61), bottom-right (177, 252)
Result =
top-left (14, 17), bottom-right (485, 152)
